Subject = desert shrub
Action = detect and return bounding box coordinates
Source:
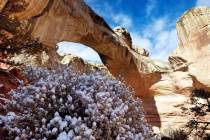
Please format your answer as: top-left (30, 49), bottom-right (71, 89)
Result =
top-left (0, 66), bottom-right (158, 140)
top-left (180, 89), bottom-right (210, 138)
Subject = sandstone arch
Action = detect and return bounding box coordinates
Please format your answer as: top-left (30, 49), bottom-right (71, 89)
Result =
top-left (0, 0), bottom-right (165, 96)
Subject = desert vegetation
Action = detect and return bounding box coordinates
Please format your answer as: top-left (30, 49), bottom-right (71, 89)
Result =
top-left (0, 66), bottom-right (158, 140)
top-left (178, 89), bottom-right (210, 139)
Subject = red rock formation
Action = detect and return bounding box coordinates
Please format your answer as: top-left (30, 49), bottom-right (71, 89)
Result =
top-left (0, 68), bottom-right (28, 114)
top-left (0, 0), bottom-right (166, 96)
top-left (0, 0), bottom-right (7, 12)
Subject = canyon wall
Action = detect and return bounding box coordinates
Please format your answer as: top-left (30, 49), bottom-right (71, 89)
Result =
top-left (149, 6), bottom-right (210, 130)
top-left (172, 7), bottom-right (210, 90)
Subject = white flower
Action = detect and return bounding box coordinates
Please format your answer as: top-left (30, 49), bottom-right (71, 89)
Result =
top-left (57, 131), bottom-right (68, 140)
top-left (0, 66), bottom-right (158, 140)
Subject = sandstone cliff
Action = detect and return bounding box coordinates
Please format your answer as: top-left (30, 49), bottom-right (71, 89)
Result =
top-left (147, 7), bottom-right (210, 132)
top-left (172, 7), bottom-right (210, 91)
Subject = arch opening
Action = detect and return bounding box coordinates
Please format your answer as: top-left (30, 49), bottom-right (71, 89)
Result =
top-left (57, 41), bottom-right (102, 64)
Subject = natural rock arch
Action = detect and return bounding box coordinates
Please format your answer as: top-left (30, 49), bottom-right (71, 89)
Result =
top-left (0, 0), bottom-right (164, 96)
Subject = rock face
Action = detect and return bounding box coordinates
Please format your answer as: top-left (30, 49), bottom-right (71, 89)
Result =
top-left (61, 54), bottom-right (108, 74)
top-left (0, 68), bottom-right (28, 114)
top-left (171, 7), bottom-right (210, 91)
top-left (168, 56), bottom-right (188, 71)
top-left (8, 0), bottom-right (50, 19)
top-left (113, 26), bottom-right (132, 47)
top-left (173, 7), bottom-right (210, 59)
top-left (132, 45), bottom-right (149, 57)
top-left (146, 6), bottom-right (210, 130)
top-left (0, 0), bottom-right (7, 11)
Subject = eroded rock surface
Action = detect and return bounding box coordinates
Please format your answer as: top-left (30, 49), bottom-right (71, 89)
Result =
top-left (132, 45), bottom-right (149, 57)
top-left (61, 54), bottom-right (108, 74)
top-left (113, 26), bottom-right (132, 47)
top-left (149, 6), bottom-right (210, 131)
top-left (0, 0), bottom-right (7, 11)
top-left (172, 7), bottom-right (210, 91)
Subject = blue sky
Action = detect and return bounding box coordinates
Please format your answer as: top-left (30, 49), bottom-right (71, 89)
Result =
top-left (58, 0), bottom-right (210, 63)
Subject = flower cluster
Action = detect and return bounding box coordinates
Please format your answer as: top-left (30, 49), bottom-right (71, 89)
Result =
top-left (0, 66), bottom-right (158, 140)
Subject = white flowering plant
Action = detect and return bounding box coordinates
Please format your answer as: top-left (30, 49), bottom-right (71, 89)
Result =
top-left (0, 66), bottom-right (158, 140)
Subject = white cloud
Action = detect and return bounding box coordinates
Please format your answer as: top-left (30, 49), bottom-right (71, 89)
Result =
top-left (111, 13), bottom-right (133, 29)
top-left (152, 29), bottom-right (178, 60)
top-left (146, 0), bottom-right (157, 16)
top-left (143, 18), bottom-right (167, 38)
top-left (86, 1), bottom-right (133, 29)
top-left (131, 32), bottom-right (152, 50)
top-left (131, 17), bottom-right (178, 60)
top-left (57, 42), bottom-right (102, 63)
top-left (196, 0), bottom-right (210, 6)
top-left (153, 19), bottom-right (166, 32)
